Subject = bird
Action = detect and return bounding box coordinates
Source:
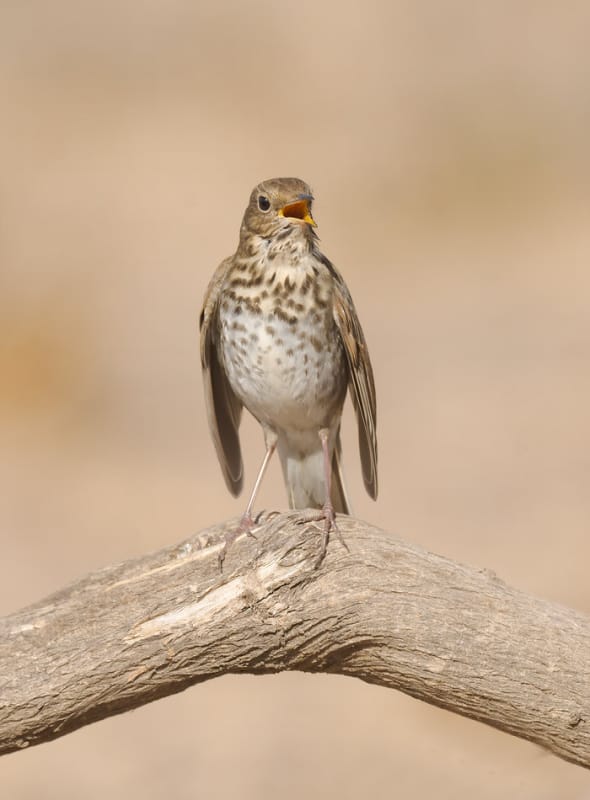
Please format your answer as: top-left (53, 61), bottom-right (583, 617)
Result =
top-left (199, 177), bottom-right (377, 566)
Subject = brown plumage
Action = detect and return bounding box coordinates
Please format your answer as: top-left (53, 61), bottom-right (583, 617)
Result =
top-left (199, 177), bottom-right (377, 564)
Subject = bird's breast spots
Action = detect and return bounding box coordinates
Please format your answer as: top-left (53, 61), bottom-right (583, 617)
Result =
top-left (222, 327), bottom-right (346, 430)
top-left (285, 297), bottom-right (305, 313)
top-left (312, 283), bottom-right (329, 310)
top-left (300, 274), bottom-right (312, 295)
top-left (229, 291), bottom-right (262, 317)
top-left (273, 307), bottom-right (298, 326)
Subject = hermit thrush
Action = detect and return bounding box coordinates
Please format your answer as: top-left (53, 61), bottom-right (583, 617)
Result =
top-left (199, 177), bottom-right (377, 565)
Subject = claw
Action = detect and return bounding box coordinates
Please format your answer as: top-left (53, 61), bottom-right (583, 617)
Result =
top-left (296, 502), bottom-right (349, 567)
top-left (218, 513), bottom-right (258, 571)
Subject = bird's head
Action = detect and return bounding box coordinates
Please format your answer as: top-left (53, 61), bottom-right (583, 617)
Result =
top-left (240, 177), bottom-right (316, 243)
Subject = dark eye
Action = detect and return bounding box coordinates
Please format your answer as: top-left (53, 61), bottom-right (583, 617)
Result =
top-left (257, 195), bottom-right (271, 212)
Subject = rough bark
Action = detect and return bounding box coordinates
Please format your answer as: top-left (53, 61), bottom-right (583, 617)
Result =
top-left (0, 513), bottom-right (588, 767)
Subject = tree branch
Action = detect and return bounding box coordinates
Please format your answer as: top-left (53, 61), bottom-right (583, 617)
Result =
top-left (1, 513), bottom-right (589, 767)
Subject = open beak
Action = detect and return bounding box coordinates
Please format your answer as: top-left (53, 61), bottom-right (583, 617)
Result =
top-left (278, 195), bottom-right (316, 227)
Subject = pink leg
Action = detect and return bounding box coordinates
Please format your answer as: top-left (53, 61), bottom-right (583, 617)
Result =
top-left (218, 438), bottom-right (277, 569)
top-left (298, 428), bottom-right (349, 566)
top-left (240, 439), bottom-right (276, 529)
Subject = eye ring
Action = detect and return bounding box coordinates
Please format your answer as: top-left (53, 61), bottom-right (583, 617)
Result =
top-left (257, 195), bottom-right (271, 212)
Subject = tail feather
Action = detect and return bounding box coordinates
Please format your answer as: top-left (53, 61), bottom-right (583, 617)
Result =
top-left (330, 437), bottom-right (351, 514)
top-left (278, 432), bottom-right (351, 514)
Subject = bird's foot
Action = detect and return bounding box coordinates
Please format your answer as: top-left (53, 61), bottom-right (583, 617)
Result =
top-left (297, 503), bottom-right (349, 567)
top-left (218, 511), bottom-right (260, 571)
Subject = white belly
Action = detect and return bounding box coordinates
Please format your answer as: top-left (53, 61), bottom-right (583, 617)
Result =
top-left (219, 306), bottom-right (346, 433)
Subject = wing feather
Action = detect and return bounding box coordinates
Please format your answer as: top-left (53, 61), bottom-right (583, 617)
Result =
top-left (328, 260), bottom-right (378, 499)
top-left (199, 258), bottom-right (244, 496)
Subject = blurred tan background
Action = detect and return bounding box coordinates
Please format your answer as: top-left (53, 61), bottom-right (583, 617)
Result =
top-left (1, 1), bottom-right (589, 797)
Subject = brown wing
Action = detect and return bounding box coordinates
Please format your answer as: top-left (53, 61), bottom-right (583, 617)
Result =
top-left (330, 261), bottom-right (378, 499)
top-left (199, 257), bottom-right (244, 496)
